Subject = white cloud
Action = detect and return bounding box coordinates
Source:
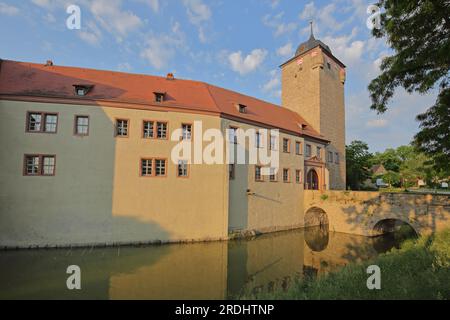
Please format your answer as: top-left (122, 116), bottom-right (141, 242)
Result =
top-left (262, 70), bottom-right (281, 98)
top-left (299, 2), bottom-right (344, 33)
top-left (182, 0), bottom-right (211, 43)
top-left (228, 49), bottom-right (267, 75)
top-left (322, 28), bottom-right (364, 66)
top-left (141, 22), bottom-right (186, 70)
top-left (183, 0), bottom-right (211, 24)
top-left (78, 21), bottom-right (102, 46)
top-left (277, 42), bottom-right (293, 58)
top-left (263, 12), bottom-right (297, 37)
top-left (0, 2), bottom-right (19, 15)
top-left (117, 62), bottom-right (132, 72)
top-left (89, 0), bottom-right (142, 41)
top-left (299, 2), bottom-right (315, 20)
top-left (31, 0), bottom-right (52, 8)
top-left (367, 119), bottom-right (388, 128)
top-left (148, 0), bottom-right (159, 13)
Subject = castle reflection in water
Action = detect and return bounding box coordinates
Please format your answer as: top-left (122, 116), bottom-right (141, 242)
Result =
top-left (0, 227), bottom-right (402, 300)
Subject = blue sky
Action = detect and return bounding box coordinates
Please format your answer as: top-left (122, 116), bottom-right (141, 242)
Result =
top-left (0, 0), bottom-right (438, 152)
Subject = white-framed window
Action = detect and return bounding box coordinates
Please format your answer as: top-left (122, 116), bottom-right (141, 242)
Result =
top-left (255, 166), bottom-right (263, 181)
top-left (295, 141), bottom-right (302, 155)
top-left (157, 122), bottom-right (167, 139)
top-left (182, 124), bottom-right (192, 140)
top-left (269, 167), bottom-right (277, 182)
top-left (296, 170), bottom-right (302, 184)
top-left (143, 121), bottom-right (154, 139)
top-left (27, 112), bottom-right (57, 133)
top-left (24, 155), bottom-right (55, 176)
top-left (335, 152), bottom-right (340, 164)
top-left (178, 160), bottom-right (189, 177)
top-left (283, 168), bottom-right (290, 183)
top-left (75, 116), bottom-right (89, 136)
top-left (155, 159), bottom-right (166, 176)
top-left (141, 159), bottom-right (153, 177)
top-left (116, 119), bottom-right (129, 137)
top-left (255, 132), bottom-right (262, 148)
top-left (283, 138), bottom-right (290, 153)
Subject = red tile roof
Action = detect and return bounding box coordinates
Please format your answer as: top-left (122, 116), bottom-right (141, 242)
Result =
top-left (0, 59), bottom-right (327, 141)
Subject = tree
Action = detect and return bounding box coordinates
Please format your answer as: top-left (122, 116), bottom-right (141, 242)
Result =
top-left (383, 170), bottom-right (401, 188)
top-left (346, 141), bottom-right (373, 190)
top-left (414, 89), bottom-right (450, 174)
top-left (368, 0), bottom-right (450, 172)
top-left (370, 148), bottom-right (401, 172)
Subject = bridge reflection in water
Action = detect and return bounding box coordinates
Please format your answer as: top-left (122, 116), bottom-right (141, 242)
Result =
top-left (0, 227), bottom-right (408, 300)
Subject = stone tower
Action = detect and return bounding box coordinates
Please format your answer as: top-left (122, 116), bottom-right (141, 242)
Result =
top-left (280, 26), bottom-right (346, 190)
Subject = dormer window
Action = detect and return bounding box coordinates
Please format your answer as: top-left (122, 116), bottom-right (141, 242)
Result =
top-left (238, 104), bottom-right (247, 114)
top-left (73, 84), bottom-right (94, 97)
top-left (154, 92), bottom-right (166, 103)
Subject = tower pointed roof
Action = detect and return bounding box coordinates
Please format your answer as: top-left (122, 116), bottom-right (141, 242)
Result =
top-left (295, 22), bottom-right (332, 57)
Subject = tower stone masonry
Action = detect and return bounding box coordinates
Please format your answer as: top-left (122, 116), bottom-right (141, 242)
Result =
top-left (280, 31), bottom-right (347, 190)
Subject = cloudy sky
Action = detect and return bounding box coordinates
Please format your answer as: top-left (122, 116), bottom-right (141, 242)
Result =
top-left (0, 0), bottom-right (437, 152)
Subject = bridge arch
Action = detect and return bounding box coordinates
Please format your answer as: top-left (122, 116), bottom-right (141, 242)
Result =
top-left (304, 207), bottom-right (330, 252)
top-left (371, 218), bottom-right (419, 237)
top-left (304, 207), bottom-right (329, 228)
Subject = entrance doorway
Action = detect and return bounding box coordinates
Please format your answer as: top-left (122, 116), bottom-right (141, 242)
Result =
top-left (307, 169), bottom-right (319, 190)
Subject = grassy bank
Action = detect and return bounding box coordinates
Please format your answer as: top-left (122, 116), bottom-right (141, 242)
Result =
top-left (243, 229), bottom-right (450, 300)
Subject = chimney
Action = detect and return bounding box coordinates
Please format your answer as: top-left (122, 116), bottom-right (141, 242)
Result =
top-left (166, 73), bottom-right (175, 80)
top-left (45, 60), bottom-right (54, 67)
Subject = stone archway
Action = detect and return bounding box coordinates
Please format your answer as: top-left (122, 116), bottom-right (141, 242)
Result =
top-left (372, 218), bottom-right (418, 236)
top-left (304, 207), bottom-right (329, 252)
top-left (306, 169), bottom-right (319, 190)
top-left (304, 207), bottom-right (329, 227)
top-left (371, 218), bottom-right (419, 253)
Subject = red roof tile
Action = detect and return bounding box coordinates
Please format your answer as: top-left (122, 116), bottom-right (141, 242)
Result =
top-left (0, 59), bottom-right (327, 141)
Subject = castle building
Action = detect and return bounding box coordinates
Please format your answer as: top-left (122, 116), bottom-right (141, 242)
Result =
top-left (0, 33), bottom-right (346, 248)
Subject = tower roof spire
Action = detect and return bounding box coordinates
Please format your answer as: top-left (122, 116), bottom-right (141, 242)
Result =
top-left (309, 20), bottom-right (314, 39)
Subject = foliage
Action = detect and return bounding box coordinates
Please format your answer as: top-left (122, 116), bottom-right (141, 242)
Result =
top-left (382, 170), bottom-right (401, 187)
top-left (241, 229), bottom-right (450, 300)
top-left (414, 89), bottom-right (450, 175)
top-left (368, 0), bottom-right (450, 173)
top-left (346, 141), bottom-right (373, 190)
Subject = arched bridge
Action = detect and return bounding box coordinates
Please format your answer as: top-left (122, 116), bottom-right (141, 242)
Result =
top-left (303, 191), bottom-right (450, 236)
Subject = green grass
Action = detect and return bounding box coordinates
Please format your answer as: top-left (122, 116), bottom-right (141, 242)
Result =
top-left (241, 229), bottom-right (450, 300)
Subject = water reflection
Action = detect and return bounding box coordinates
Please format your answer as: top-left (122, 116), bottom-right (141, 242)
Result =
top-left (0, 228), bottom-right (411, 300)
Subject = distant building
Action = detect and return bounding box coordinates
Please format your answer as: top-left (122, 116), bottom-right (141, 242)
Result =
top-left (371, 164), bottom-right (387, 176)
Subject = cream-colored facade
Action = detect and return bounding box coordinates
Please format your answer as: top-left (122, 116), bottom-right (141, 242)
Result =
top-left (0, 98), bottom-right (331, 247)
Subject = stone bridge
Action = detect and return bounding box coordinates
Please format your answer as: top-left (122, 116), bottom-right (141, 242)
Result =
top-left (303, 191), bottom-right (450, 236)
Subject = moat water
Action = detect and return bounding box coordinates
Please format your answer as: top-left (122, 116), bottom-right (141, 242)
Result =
top-left (0, 227), bottom-right (412, 300)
